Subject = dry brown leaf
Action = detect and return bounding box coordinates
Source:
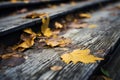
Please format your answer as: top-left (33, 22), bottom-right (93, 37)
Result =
top-left (50, 66), bottom-right (63, 71)
top-left (0, 53), bottom-right (25, 67)
top-left (52, 30), bottom-right (60, 35)
top-left (0, 53), bottom-right (22, 59)
top-left (60, 3), bottom-right (65, 6)
top-left (55, 22), bottom-right (63, 29)
top-left (88, 24), bottom-right (97, 28)
top-left (45, 36), bottom-right (71, 47)
top-left (79, 13), bottom-right (91, 18)
top-left (61, 49), bottom-right (103, 64)
top-left (69, 22), bottom-right (88, 29)
top-left (66, 15), bottom-right (74, 22)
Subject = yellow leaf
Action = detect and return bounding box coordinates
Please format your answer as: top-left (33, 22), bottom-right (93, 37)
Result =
top-left (25, 12), bottom-right (48, 19)
top-left (12, 28), bottom-right (36, 51)
top-left (88, 24), bottom-right (97, 28)
top-left (24, 28), bottom-right (36, 36)
top-left (61, 53), bottom-right (72, 64)
top-left (41, 15), bottom-right (52, 37)
top-left (43, 28), bottom-right (52, 37)
top-left (79, 13), bottom-right (91, 18)
top-left (55, 22), bottom-right (63, 29)
top-left (61, 49), bottom-right (103, 64)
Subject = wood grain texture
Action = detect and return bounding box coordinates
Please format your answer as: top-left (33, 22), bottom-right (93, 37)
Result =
top-left (0, 2), bottom-right (120, 80)
top-left (0, 0), bottom-right (109, 36)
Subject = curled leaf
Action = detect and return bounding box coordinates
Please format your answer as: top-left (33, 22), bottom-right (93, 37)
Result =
top-left (41, 15), bottom-right (52, 37)
top-left (12, 28), bottom-right (36, 51)
top-left (61, 49), bottom-right (103, 64)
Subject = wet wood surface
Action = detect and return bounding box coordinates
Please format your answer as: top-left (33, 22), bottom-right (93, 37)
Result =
top-left (0, 1), bottom-right (120, 80)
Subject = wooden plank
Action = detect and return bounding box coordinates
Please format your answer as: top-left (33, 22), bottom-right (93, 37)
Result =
top-left (0, 0), bottom-right (67, 10)
top-left (0, 0), bottom-right (111, 36)
top-left (0, 2), bottom-right (120, 80)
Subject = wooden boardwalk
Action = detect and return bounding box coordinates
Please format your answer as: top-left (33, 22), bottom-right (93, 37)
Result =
top-left (0, 1), bottom-right (120, 80)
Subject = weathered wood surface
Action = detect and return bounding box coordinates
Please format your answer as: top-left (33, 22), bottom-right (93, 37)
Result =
top-left (0, 2), bottom-right (120, 80)
top-left (0, 0), bottom-right (67, 10)
top-left (0, 0), bottom-right (110, 36)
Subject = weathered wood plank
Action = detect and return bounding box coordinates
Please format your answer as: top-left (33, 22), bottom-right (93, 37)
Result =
top-left (0, 2), bottom-right (120, 80)
top-left (0, 0), bottom-right (111, 36)
top-left (0, 0), bottom-right (67, 10)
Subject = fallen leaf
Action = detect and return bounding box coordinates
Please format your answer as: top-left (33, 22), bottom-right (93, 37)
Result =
top-left (23, 28), bottom-right (36, 36)
top-left (12, 28), bottom-right (36, 51)
top-left (60, 3), bottom-right (65, 6)
top-left (23, 56), bottom-right (28, 60)
top-left (50, 66), bottom-right (63, 71)
top-left (102, 76), bottom-right (112, 80)
top-left (45, 36), bottom-right (71, 47)
top-left (17, 8), bottom-right (27, 14)
top-left (69, 22), bottom-right (88, 29)
top-left (101, 68), bottom-right (110, 77)
top-left (52, 30), bottom-right (60, 35)
top-left (0, 53), bottom-right (22, 59)
top-left (79, 13), bottom-right (91, 18)
top-left (25, 12), bottom-right (52, 37)
top-left (61, 49), bottom-right (103, 64)
top-left (55, 22), bottom-right (63, 29)
top-left (25, 12), bottom-right (48, 19)
top-left (0, 56), bottom-right (25, 67)
top-left (70, 1), bottom-right (76, 6)
top-left (66, 15), bottom-right (74, 22)
top-left (41, 15), bottom-right (53, 37)
top-left (88, 24), bottom-right (97, 28)
top-left (48, 5), bottom-right (57, 9)
top-left (11, 0), bottom-right (17, 3)
top-left (23, 0), bottom-right (29, 3)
